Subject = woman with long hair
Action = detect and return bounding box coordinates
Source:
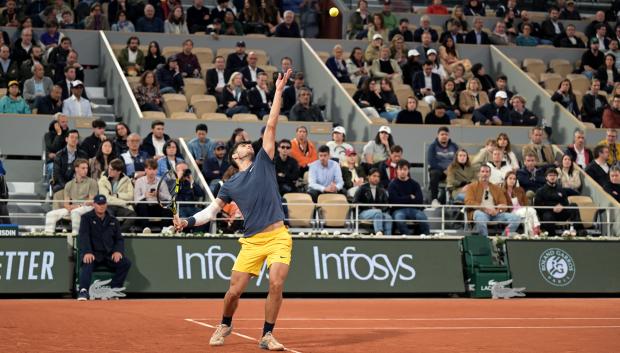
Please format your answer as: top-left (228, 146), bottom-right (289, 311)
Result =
top-left (133, 70), bottom-right (162, 112)
top-left (438, 36), bottom-right (472, 74)
top-left (144, 41), bottom-right (166, 71)
top-left (503, 171), bottom-right (541, 236)
top-left (352, 78), bottom-right (387, 120)
top-left (556, 154), bottom-right (582, 196)
top-left (362, 126), bottom-right (395, 165)
top-left (459, 77), bottom-right (489, 115)
top-left (445, 5), bottom-right (468, 32)
top-left (496, 132), bottom-right (520, 170)
top-left (346, 47), bottom-right (369, 87)
top-left (113, 122), bottom-right (131, 155)
top-left (326, 126), bottom-right (353, 164)
top-left (436, 78), bottom-right (462, 120)
top-left (367, 13), bottom-right (388, 42)
top-left (165, 5), bottom-right (189, 34)
top-left (471, 63), bottom-right (495, 92)
top-left (225, 128), bottom-right (250, 160)
top-left (379, 78), bottom-right (402, 122)
top-left (89, 140), bottom-right (118, 180)
top-left (450, 63), bottom-right (468, 93)
top-left (551, 79), bottom-right (580, 118)
top-left (156, 139), bottom-right (184, 177)
top-left (222, 72), bottom-right (250, 116)
top-left (390, 34), bottom-right (408, 66)
top-left (111, 10), bottom-right (135, 32)
top-left (596, 53), bottom-right (620, 93)
top-left (426, 49), bottom-right (448, 81)
top-left (446, 149), bottom-right (476, 202)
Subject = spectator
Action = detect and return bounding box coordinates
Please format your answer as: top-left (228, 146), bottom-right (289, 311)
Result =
top-left (446, 5), bottom-right (468, 32)
top-left (84, 2), bottom-right (110, 30)
top-left (465, 17), bottom-right (490, 45)
top-left (540, 6), bottom-right (564, 45)
top-left (274, 139), bottom-right (299, 195)
top-left (413, 15), bottom-right (438, 43)
top-left (206, 56), bottom-right (229, 96)
top-left (246, 72), bottom-right (272, 118)
top-left (487, 147), bottom-right (512, 185)
top-left (596, 54), bottom-right (620, 94)
top-left (473, 91), bottom-right (510, 125)
top-left (580, 38), bottom-right (605, 80)
top-left (522, 126), bottom-right (555, 167)
top-left (134, 70), bottom-right (162, 112)
top-left (44, 113), bottom-right (68, 179)
top-left (598, 128), bottom-right (620, 165)
top-left (603, 94), bottom-right (620, 128)
top-left (450, 63), bottom-right (468, 92)
top-left (559, 0), bottom-right (581, 20)
top-left (604, 166), bottom-right (620, 202)
top-left (436, 79), bottom-right (461, 120)
top-left (388, 159), bottom-right (429, 235)
top-left (52, 129), bottom-right (88, 193)
top-left (585, 11), bottom-right (613, 40)
top-left (363, 126), bottom-right (394, 166)
top-left (438, 36), bottom-right (471, 75)
top-left (45, 158), bottom-right (98, 233)
top-left (211, 0), bottom-right (234, 23)
top-left (290, 125), bottom-right (318, 173)
top-left (117, 36), bottom-right (144, 76)
top-left (307, 145), bottom-right (344, 202)
top-left (187, 124), bottom-right (214, 168)
top-left (551, 79), bottom-right (580, 119)
top-left (141, 120), bottom-right (170, 158)
top-left (585, 145), bottom-right (611, 186)
top-left (427, 0), bottom-right (448, 15)
top-left (395, 96), bottom-right (423, 124)
top-left (11, 27), bottom-right (40, 64)
top-left (490, 21), bottom-right (514, 46)
top-left (326, 45), bottom-right (351, 83)
top-left (400, 49), bottom-right (421, 87)
top-left (379, 78), bottom-right (401, 119)
top-left (459, 78), bottom-right (490, 116)
top-left (176, 39), bottom-right (201, 78)
top-left (414, 32), bottom-right (434, 63)
top-left (165, 5), bottom-right (189, 34)
top-left (559, 24), bottom-right (586, 48)
top-left (592, 24), bottom-right (611, 52)
top-left (516, 23), bottom-right (538, 46)
top-left (78, 120), bottom-right (106, 160)
top-left (0, 80), bottom-right (31, 114)
top-left (581, 79), bottom-right (608, 128)
top-left (472, 63), bottom-right (495, 92)
top-left (23, 63), bottom-right (53, 109)
top-left (112, 126), bottom-right (133, 160)
top-left (465, 165), bottom-right (521, 237)
top-left (489, 76), bottom-right (514, 105)
top-left (221, 72), bottom-right (250, 116)
top-left (347, 47), bottom-right (371, 87)
top-left (187, 0), bottom-right (210, 33)
top-left (365, 34), bottom-right (384, 64)
top-left (89, 140), bottom-right (117, 180)
top-left (534, 168), bottom-right (584, 236)
top-left (288, 87), bottom-right (321, 121)
top-left (379, 145), bottom-right (402, 187)
top-left (446, 149), bottom-right (476, 202)
top-left (97, 159), bottom-right (136, 232)
top-left (224, 128), bottom-right (249, 161)
top-left (223, 42), bottom-right (248, 80)
top-left (62, 80), bottom-right (92, 117)
top-left (134, 159), bottom-right (172, 231)
top-left (111, 10), bottom-right (136, 32)
top-left (425, 102), bottom-right (451, 125)
top-left (175, 162), bottom-right (205, 219)
top-left (464, 0), bottom-right (485, 17)
top-left (389, 18), bottom-right (413, 42)
top-left (121, 133), bottom-right (148, 180)
top-left (427, 126), bottom-right (458, 204)
top-left (275, 10), bottom-right (300, 38)
top-left (495, 133), bottom-right (519, 170)
top-left (144, 41), bottom-right (165, 72)
top-left (440, 19), bottom-right (465, 45)
top-left (326, 126), bottom-right (352, 164)
top-left (0, 46), bottom-right (18, 88)
top-left (220, 10), bottom-right (244, 36)
top-left (57, 67), bottom-right (83, 101)
top-left (353, 168), bottom-right (392, 236)
top-left (239, 51), bottom-right (264, 89)
top-left (157, 56), bottom-right (184, 94)
top-left (503, 171), bottom-right (541, 236)
top-left (565, 129), bottom-right (593, 169)
top-left (412, 61), bottom-right (442, 101)
top-left (341, 148), bottom-right (366, 199)
top-left (426, 49), bottom-right (447, 82)
top-left (472, 138), bottom-right (497, 169)
top-left (54, 50), bottom-right (86, 85)
top-left (371, 46), bottom-right (402, 84)
top-left (136, 4), bottom-right (164, 33)
top-left (347, 0), bottom-right (370, 40)
top-left (60, 9), bottom-right (76, 29)
top-left (496, 0), bottom-right (519, 18)
top-left (157, 140), bottom-right (184, 177)
top-left (367, 13), bottom-right (388, 43)
top-left (0, 0), bottom-right (22, 27)
top-left (556, 154), bottom-right (582, 196)
top-left (389, 33), bottom-right (408, 66)
top-left (19, 46), bottom-right (48, 82)
top-left (510, 95), bottom-right (538, 126)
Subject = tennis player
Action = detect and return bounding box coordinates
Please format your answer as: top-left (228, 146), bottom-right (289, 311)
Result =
top-left (174, 69), bottom-right (293, 351)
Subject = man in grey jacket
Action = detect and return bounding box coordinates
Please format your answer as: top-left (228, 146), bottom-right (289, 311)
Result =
top-left (23, 63), bottom-right (53, 108)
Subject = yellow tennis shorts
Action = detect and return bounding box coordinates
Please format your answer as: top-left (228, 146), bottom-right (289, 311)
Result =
top-left (232, 226), bottom-right (292, 276)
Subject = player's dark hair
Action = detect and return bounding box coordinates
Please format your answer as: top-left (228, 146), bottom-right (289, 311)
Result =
top-left (229, 141), bottom-right (252, 168)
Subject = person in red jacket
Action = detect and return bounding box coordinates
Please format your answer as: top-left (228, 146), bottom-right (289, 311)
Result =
top-left (427, 0), bottom-right (449, 15)
top-left (602, 94), bottom-right (620, 128)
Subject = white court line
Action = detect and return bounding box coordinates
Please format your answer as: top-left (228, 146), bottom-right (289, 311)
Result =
top-left (188, 317), bottom-right (620, 321)
top-left (184, 319), bottom-right (303, 353)
top-left (212, 326), bottom-right (620, 331)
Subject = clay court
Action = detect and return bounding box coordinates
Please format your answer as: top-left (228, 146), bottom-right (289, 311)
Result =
top-left (2, 298), bottom-right (619, 353)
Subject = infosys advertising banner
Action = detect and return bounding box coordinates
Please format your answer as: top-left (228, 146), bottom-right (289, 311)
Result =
top-left (507, 240), bottom-right (620, 293)
top-left (124, 238), bottom-right (465, 294)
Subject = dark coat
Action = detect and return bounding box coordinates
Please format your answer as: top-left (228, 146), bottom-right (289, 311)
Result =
top-left (325, 57), bottom-right (352, 83)
top-left (412, 71), bottom-right (442, 98)
top-left (80, 133), bottom-right (104, 159)
top-left (565, 144), bottom-right (594, 168)
top-left (202, 157), bottom-right (229, 183)
top-left (540, 19), bottom-right (564, 42)
top-left (465, 30), bottom-right (491, 45)
top-left (510, 108), bottom-right (538, 126)
top-left (517, 167), bottom-right (547, 193)
top-left (239, 65), bottom-right (265, 89)
top-left (275, 155), bottom-right (300, 189)
top-left (44, 120), bottom-right (68, 163)
top-left (57, 78), bottom-right (89, 101)
top-left (206, 68), bottom-right (230, 95)
top-left (36, 94), bottom-right (63, 115)
top-left (581, 93), bottom-right (608, 127)
top-left (156, 66), bottom-right (184, 93)
top-left (341, 165), bottom-right (367, 189)
top-left (225, 52), bottom-right (247, 77)
top-left (78, 210), bottom-right (125, 261)
top-left (247, 87), bottom-right (272, 117)
top-left (140, 132), bottom-right (171, 158)
top-left (473, 103), bottom-right (511, 125)
top-left (585, 161), bottom-right (610, 186)
top-left (52, 147), bottom-right (88, 192)
top-left (352, 183), bottom-right (389, 212)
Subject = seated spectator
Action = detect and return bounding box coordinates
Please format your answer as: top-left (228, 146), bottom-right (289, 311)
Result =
top-left (0, 0), bottom-right (22, 27)
top-left (489, 75), bottom-right (513, 104)
top-left (459, 78), bottom-right (490, 116)
top-left (516, 23), bottom-right (538, 46)
top-left (365, 34), bottom-right (384, 64)
top-left (434, 80), bottom-right (460, 120)
top-left (446, 5), bottom-right (468, 32)
top-left (400, 49), bottom-right (421, 87)
top-left (352, 79), bottom-right (388, 120)
top-left (165, 5), bottom-right (189, 34)
top-left (239, 51), bottom-right (264, 89)
top-left (608, 40), bottom-right (620, 70)
top-left (603, 94), bottom-right (620, 128)
top-left (175, 161), bottom-right (205, 219)
top-left (440, 19), bottom-right (465, 45)
top-left (487, 148), bottom-right (512, 185)
top-left (604, 166), bottom-right (620, 202)
top-left (353, 168), bottom-right (392, 236)
top-left (186, 0), bottom-right (210, 33)
top-left (363, 126), bottom-right (394, 166)
top-left (206, 56), bottom-right (229, 96)
top-left (89, 139), bottom-right (118, 180)
top-left (560, 0), bottom-right (581, 20)
top-left (425, 102), bottom-right (451, 125)
top-left (503, 171), bottom-right (541, 236)
top-left (426, 49), bottom-right (447, 82)
top-left (540, 6), bottom-right (563, 45)
top-left (247, 72), bottom-right (272, 118)
top-left (596, 54), bottom-right (620, 94)
top-left (585, 11), bottom-right (613, 40)
top-left (290, 126), bottom-right (318, 173)
top-left (414, 32), bottom-right (434, 63)
top-left (275, 10), bottom-right (300, 38)
top-left (438, 36), bottom-right (471, 75)
top-left (45, 158), bottom-right (98, 234)
top-left (113, 122), bottom-right (130, 157)
top-left (465, 165), bottom-right (521, 237)
top-left (275, 139), bottom-right (300, 195)
top-left (211, 0), bottom-right (234, 23)
top-left (136, 4), bottom-right (164, 33)
top-left (347, 0), bottom-right (370, 40)
top-left (450, 63), bottom-right (468, 92)
top-left (289, 87), bottom-right (323, 122)
top-left (157, 140), bottom-right (184, 177)
top-left (307, 145), bottom-right (344, 202)
top-left (413, 15), bottom-right (438, 43)
top-left (378, 144), bottom-right (402, 187)
top-left (224, 41), bottom-right (248, 78)
top-left (52, 129), bottom-right (88, 193)
top-left (202, 141), bottom-right (228, 194)
top-left (380, 0), bottom-right (397, 31)
top-left (551, 79), bottom-right (580, 119)
top-left (176, 39), bottom-right (201, 78)
top-left (427, 127), bottom-right (458, 204)
top-left (57, 66), bottom-right (86, 101)
top-left (493, 133), bottom-right (517, 170)
top-left (218, 10), bottom-right (243, 36)
top-left (19, 46), bottom-right (48, 82)
top-left (221, 72), bottom-right (250, 117)
top-left (535, 168), bottom-right (583, 236)
top-left (371, 46), bottom-right (402, 84)
top-left (341, 148), bottom-right (366, 199)
top-left (44, 113), bottom-right (69, 180)
top-left (157, 56), bottom-right (184, 95)
top-left (0, 80), bottom-right (31, 114)
top-left (134, 159), bottom-right (173, 230)
top-left (11, 28), bottom-right (41, 64)
top-left (54, 49), bottom-right (86, 84)
top-left (565, 129), bottom-right (593, 169)
top-left (556, 154), bottom-right (582, 196)
top-left (367, 13), bottom-right (389, 42)
top-left (389, 18), bottom-right (413, 42)
top-left (464, 0), bottom-right (485, 16)
top-left (599, 128), bottom-right (620, 165)
top-left (326, 44), bottom-right (351, 83)
top-left (522, 127), bottom-right (556, 167)
top-left (326, 126), bottom-right (352, 164)
top-left (62, 80), bottom-right (91, 117)
top-left (144, 41), bottom-right (165, 72)
top-left (472, 63), bottom-right (495, 92)
top-left (134, 70), bottom-right (163, 112)
top-left (427, 0), bottom-right (448, 15)
top-left (347, 47), bottom-right (371, 87)
top-left (473, 91), bottom-right (510, 125)
top-left (472, 138), bottom-right (497, 169)
top-left (84, 2), bottom-right (110, 30)
top-left (60, 10), bottom-right (77, 30)
top-left (580, 39), bottom-right (605, 80)
top-left (224, 128), bottom-right (249, 161)
top-left (97, 159), bottom-right (136, 232)
top-left (585, 145), bottom-right (611, 186)
top-left (111, 10), bottom-right (136, 32)
top-left (388, 159), bottom-right (429, 235)
top-left (121, 133), bottom-right (149, 180)
top-left (559, 23), bottom-right (586, 48)
top-left (446, 149), bottom-right (476, 202)
top-left (391, 35), bottom-right (408, 64)
top-left (395, 96), bottom-right (423, 124)
top-left (490, 21), bottom-right (514, 46)
top-left (141, 120), bottom-right (170, 158)
top-left (40, 19), bottom-right (61, 49)
top-left (517, 153), bottom-right (550, 198)
top-left (496, 0), bottom-right (519, 17)
top-left (412, 61), bottom-right (442, 102)
top-left (581, 79), bottom-right (608, 128)
top-left (35, 84), bottom-right (63, 115)
top-left (465, 17), bottom-right (490, 45)
top-left (510, 95), bottom-right (538, 126)
top-left (118, 36), bottom-right (144, 76)
top-left (187, 124), bottom-right (214, 168)
top-left (379, 78), bottom-right (401, 120)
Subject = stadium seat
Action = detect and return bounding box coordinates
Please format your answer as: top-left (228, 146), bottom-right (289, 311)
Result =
top-left (394, 84), bottom-right (414, 108)
top-left (200, 63), bottom-right (215, 79)
top-left (262, 65), bottom-right (278, 82)
top-left (253, 50), bottom-right (269, 66)
top-left (201, 112), bottom-right (229, 121)
top-left (162, 46), bottom-right (183, 58)
top-left (317, 193), bottom-right (350, 228)
top-left (540, 73), bottom-right (563, 90)
top-left (283, 193), bottom-right (316, 227)
top-left (183, 78), bottom-right (206, 101)
top-left (127, 76), bottom-right (141, 90)
top-left (575, 31), bottom-right (588, 46)
top-left (244, 33), bottom-right (267, 38)
top-left (451, 118), bottom-right (474, 126)
top-left (232, 113), bottom-right (259, 122)
top-left (216, 48), bottom-right (236, 61)
top-left (162, 94), bottom-right (188, 116)
top-left (317, 51), bottom-right (329, 63)
top-left (142, 111), bottom-right (166, 119)
top-left (170, 112), bottom-right (198, 120)
top-left (568, 75), bottom-right (591, 95)
top-left (111, 43), bottom-right (124, 57)
top-left (568, 195), bottom-right (602, 230)
top-left (262, 114), bottom-right (288, 121)
top-left (193, 48), bottom-right (213, 64)
top-left (191, 95), bottom-right (218, 116)
top-left (462, 236), bottom-right (511, 298)
top-left (522, 58), bottom-right (546, 82)
top-left (417, 100), bottom-right (431, 120)
top-left (525, 72), bottom-right (538, 82)
top-left (341, 83), bottom-right (357, 97)
top-left (549, 59), bottom-right (573, 77)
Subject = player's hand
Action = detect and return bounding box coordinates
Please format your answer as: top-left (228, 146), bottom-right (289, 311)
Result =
top-left (275, 69), bottom-right (293, 93)
top-left (83, 253), bottom-right (95, 264)
top-left (173, 214), bottom-right (188, 231)
top-left (111, 252), bottom-right (123, 263)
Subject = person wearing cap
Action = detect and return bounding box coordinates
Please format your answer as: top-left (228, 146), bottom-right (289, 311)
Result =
top-left (347, 0), bottom-right (370, 40)
top-left (23, 62), bottom-right (54, 108)
top-left (203, 141), bottom-right (230, 194)
top-left (540, 6), bottom-right (564, 45)
top-left (426, 48), bottom-right (447, 81)
top-left (389, 18), bottom-right (413, 42)
top-left (274, 139), bottom-right (300, 195)
top-left (97, 158), bottom-right (136, 232)
top-left (489, 75), bottom-right (513, 107)
top-left (225, 41), bottom-right (248, 78)
top-left (465, 17), bottom-right (490, 45)
top-left (77, 193), bottom-right (132, 301)
top-left (370, 46), bottom-right (402, 84)
top-left (326, 126), bottom-right (353, 164)
top-left (136, 4), bottom-right (164, 33)
top-left (362, 126), bottom-right (394, 168)
top-left (365, 33), bottom-right (384, 64)
top-left (289, 87), bottom-right (323, 122)
top-left (534, 168), bottom-right (584, 236)
top-left (45, 158), bottom-right (98, 234)
top-left (472, 90), bottom-right (510, 126)
top-left (341, 147), bottom-right (366, 199)
top-left (274, 10), bottom-right (300, 38)
top-left (401, 49), bottom-right (422, 87)
top-left (427, 127), bottom-right (458, 204)
top-left (0, 80), bottom-right (31, 114)
top-left (176, 39), bottom-right (201, 78)
top-left (62, 80), bottom-right (92, 117)
top-left (413, 15), bottom-right (438, 43)
top-left (559, 0), bottom-right (581, 20)
top-left (157, 55), bottom-right (184, 94)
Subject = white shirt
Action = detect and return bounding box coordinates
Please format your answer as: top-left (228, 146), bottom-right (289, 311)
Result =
top-left (258, 87), bottom-right (267, 103)
top-left (574, 146), bottom-right (586, 168)
top-left (424, 73), bottom-right (433, 89)
top-left (487, 161), bottom-right (512, 186)
top-left (216, 69), bottom-right (225, 88)
top-left (248, 66), bottom-right (258, 82)
top-left (62, 95), bottom-right (92, 117)
top-left (152, 136), bottom-right (165, 156)
top-left (480, 186), bottom-right (496, 208)
top-left (128, 49), bottom-right (138, 64)
top-left (552, 21), bottom-right (561, 34)
top-left (597, 160), bottom-right (610, 174)
top-left (598, 35), bottom-right (607, 50)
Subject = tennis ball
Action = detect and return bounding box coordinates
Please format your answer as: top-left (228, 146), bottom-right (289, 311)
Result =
top-left (329, 7), bottom-right (339, 17)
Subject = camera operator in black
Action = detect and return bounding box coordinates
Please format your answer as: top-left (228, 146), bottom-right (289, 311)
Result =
top-left (175, 162), bottom-right (205, 218)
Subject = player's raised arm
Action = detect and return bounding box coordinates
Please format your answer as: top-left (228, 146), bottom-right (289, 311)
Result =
top-left (263, 69), bottom-right (293, 159)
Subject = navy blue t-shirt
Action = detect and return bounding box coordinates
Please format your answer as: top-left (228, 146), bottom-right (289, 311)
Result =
top-left (217, 148), bottom-right (285, 237)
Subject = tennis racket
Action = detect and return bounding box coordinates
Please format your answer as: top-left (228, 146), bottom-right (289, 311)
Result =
top-left (156, 169), bottom-right (180, 215)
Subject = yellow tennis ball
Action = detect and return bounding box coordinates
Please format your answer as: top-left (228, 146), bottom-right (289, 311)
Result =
top-left (329, 7), bottom-right (339, 17)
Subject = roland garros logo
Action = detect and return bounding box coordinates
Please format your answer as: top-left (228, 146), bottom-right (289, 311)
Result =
top-left (538, 248), bottom-right (576, 286)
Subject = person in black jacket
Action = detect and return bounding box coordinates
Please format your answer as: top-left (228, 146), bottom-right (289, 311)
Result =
top-left (394, 96), bottom-right (423, 124)
top-left (473, 91), bottom-right (510, 125)
top-left (353, 168), bottom-right (392, 236)
top-left (604, 165), bottom-right (620, 202)
top-left (471, 63), bottom-right (495, 92)
top-left (77, 195), bottom-right (132, 300)
top-left (247, 72), bottom-right (272, 118)
top-left (465, 17), bottom-right (490, 45)
top-left (534, 168), bottom-right (583, 236)
top-left (412, 61), bottom-right (442, 99)
top-left (539, 6), bottom-right (564, 45)
top-left (36, 85), bottom-right (63, 115)
top-left (558, 24), bottom-right (586, 48)
top-left (44, 113), bottom-right (68, 180)
top-left (186, 0), bottom-right (210, 33)
top-left (79, 119), bottom-right (107, 159)
top-left (585, 145), bottom-right (610, 186)
top-left (388, 159), bottom-right (429, 235)
top-left (206, 55), bottom-right (229, 96)
top-left (52, 130), bottom-right (88, 193)
top-left (202, 141), bottom-right (229, 194)
top-left (225, 41), bottom-right (248, 78)
top-left (509, 95), bottom-right (538, 126)
top-left (239, 52), bottom-right (265, 89)
top-left (289, 87), bottom-right (323, 121)
top-left (156, 56), bottom-right (184, 94)
top-left (140, 120), bottom-right (171, 158)
top-left (580, 39), bottom-right (605, 79)
top-left (274, 139), bottom-right (300, 195)
top-left (581, 79), bottom-right (609, 127)
top-left (425, 103), bottom-right (451, 125)
top-left (551, 79), bottom-right (580, 119)
top-left (596, 54), bottom-right (620, 93)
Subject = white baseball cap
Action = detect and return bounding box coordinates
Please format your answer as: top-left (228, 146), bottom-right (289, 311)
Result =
top-left (372, 34), bottom-right (383, 41)
top-left (407, 49), bottom-right (420, 57)
top-left (71, 80), bottom-right (84, 88)
top-left (426, 48), bottom-right (437, 56)
top-left (379, 125), bottom-right (392, 134)
top-left (496, 90), bottom-right (508, 99)
top-left (333, 126), bottom-right (346, 135)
